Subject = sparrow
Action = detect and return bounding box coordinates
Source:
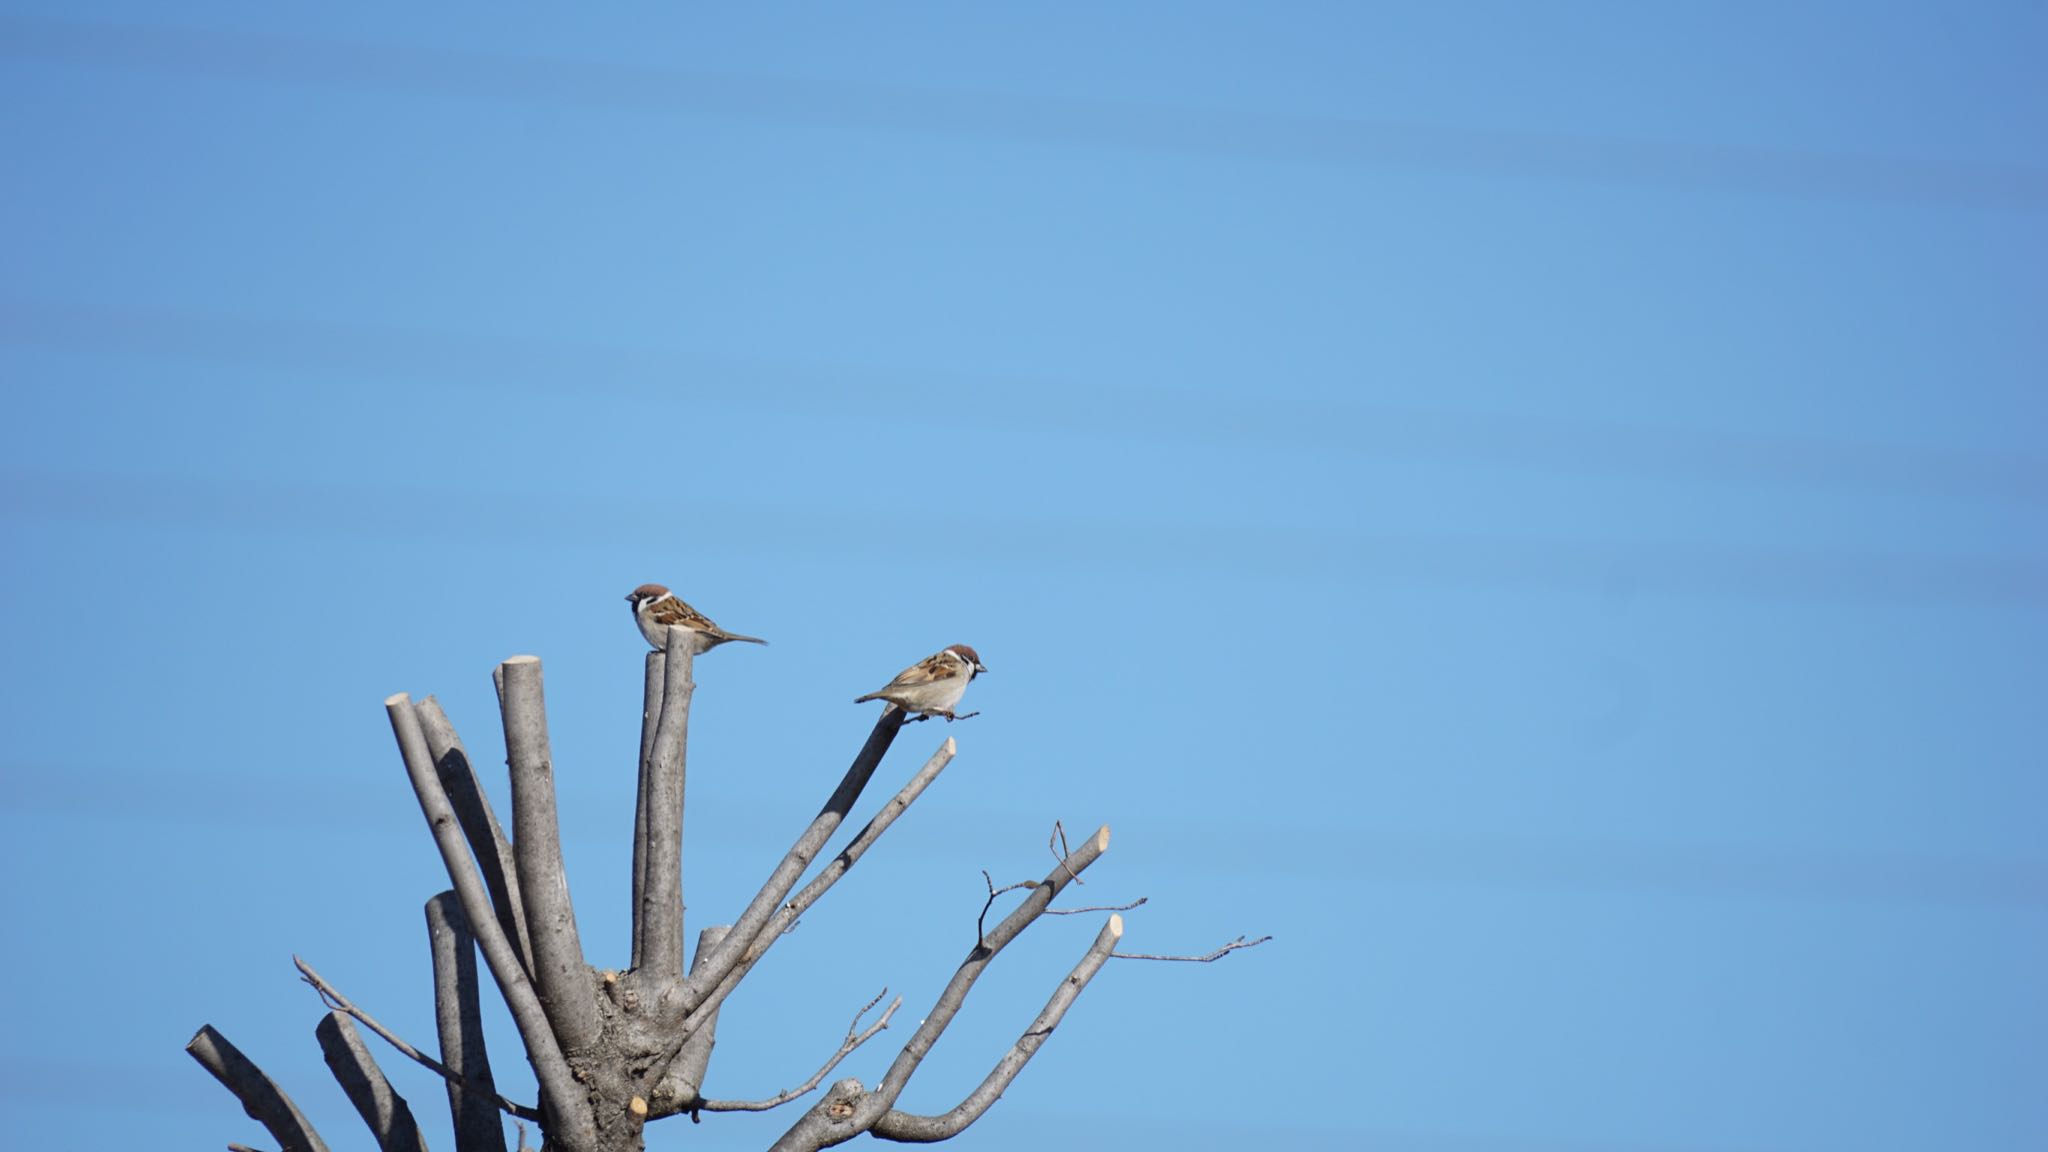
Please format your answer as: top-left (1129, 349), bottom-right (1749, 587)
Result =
top-left (625, 584), bottom-right (768, 654)
top-left (855, 644), bottom-right (988, 721)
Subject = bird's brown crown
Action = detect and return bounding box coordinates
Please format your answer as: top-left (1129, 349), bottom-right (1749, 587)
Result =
top-left (627, 583), bottom-right (671, 603)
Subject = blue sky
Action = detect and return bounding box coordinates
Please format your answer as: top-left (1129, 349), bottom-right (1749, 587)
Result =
top-left (3, 4), bottom-right (2045, 1150)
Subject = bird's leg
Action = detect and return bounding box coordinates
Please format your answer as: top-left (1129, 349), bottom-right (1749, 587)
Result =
top-left (947, 711), bottom-right (981, 722)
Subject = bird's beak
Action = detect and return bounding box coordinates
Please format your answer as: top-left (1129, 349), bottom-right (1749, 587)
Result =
top-left (976, 664), bottom-right (990, 674)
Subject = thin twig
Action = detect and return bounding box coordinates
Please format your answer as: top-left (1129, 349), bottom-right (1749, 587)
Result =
top-left (295, 955), bottom-right (542, 1121)
top-left (979, 873), bottom-right (1145, 937)
top-left (702, 990), bottom-right (903, 1113)
top-left (977, 870), bottom-right (1039, 948)
top-left (1049, 820), bottom-right (1085, 886)
top-left (1045, 896), bottom-right (1148, 915)
top-left (1111, 934), bottom-right (1274, 962)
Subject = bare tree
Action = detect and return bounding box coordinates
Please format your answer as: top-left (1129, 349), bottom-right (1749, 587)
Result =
top-left (189, 627), bottom-right (1265, 1151)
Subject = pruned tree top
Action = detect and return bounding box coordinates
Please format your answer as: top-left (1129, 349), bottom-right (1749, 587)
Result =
top-left (192, 610), bottom-right (1264, 1152)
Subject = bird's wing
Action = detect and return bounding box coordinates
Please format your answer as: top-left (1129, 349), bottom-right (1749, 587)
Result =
top-left (647, 595), bottom-right (719, 630)
top-left (880, 650), bottom-right (963, 691)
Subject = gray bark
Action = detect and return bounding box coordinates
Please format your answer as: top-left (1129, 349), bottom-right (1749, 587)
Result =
top-left (870, 914), bottom-right (1123, 1142)
top-left (629, 650), bottom-right (664, 967)
top-left (427, 891), bottom-right (507, 1152)
top-left (673, 709), bottom-right (906, 1021)
top-left (417, 696), bottom-right (532, 974)
top-left (651, 925), bottom-right (729, 1115)
top-left (872, 824), bottom-right (1111, 1106)
top-left (768, 825), bottom-right (1115, 1152)
top-left (636, 630), bottom-right (695, 982)
top-left (186, 1025), bottom-right (330, 1152)
top-left (194, 635), bottom-right (1249, 1152)
top-left (663, 736), bottom-right (958, 1068)
top-left (499, 656), bottom-right (601, 1051)
top-left (386, 693), bottom-right (595, 1149)
top-left (315, 1013), bottom-right (429, 1152)
top-left (701, 991), bottom-right (902, 1114)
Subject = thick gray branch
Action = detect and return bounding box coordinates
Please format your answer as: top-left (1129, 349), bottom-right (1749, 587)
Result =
top-left (659, 735), bottom-right (953, 1068)
top-left (186, 1024), bottom-right (330, 1152)
top-left (499, 656), bottom-right (601, 1051)
top-left (672, 709), bottom-right (906, 1017)
top-left (768, 825), bottom-right (1112, 1152)
top-left (387, 693), bottom-right (595, 1148)
top-left (315, 1013), bottom-right (429, 1152)
top-left (770, 1078), bottom-right (867, 1152)
top-left (297, 955), bottom-right (538, 1123)
top-left (427, 892), bottom-right (509, 1152)
top-left (416, 696), bottom-right (531, 976)
top-left (873, 824), bottom-right (1111, 1106)
top-left (636, 630), bottom-right (695, 982)
top-left (629, 650), bottom-right (664, 968)
top-left (870, 914), bottom-right (1123, 1142)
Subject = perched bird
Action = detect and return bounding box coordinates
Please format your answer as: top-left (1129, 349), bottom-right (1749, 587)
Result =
top-left (625, 584), bottom-right (768, 654)
top-left (855, 644), bottom-right (988, 721)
